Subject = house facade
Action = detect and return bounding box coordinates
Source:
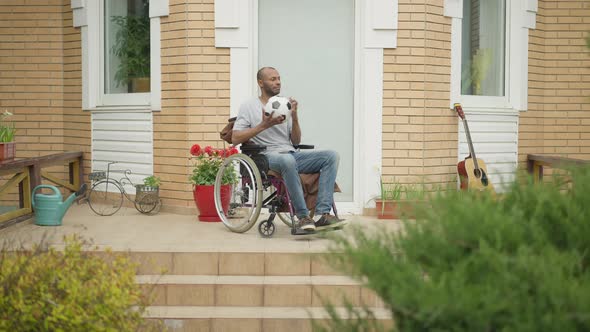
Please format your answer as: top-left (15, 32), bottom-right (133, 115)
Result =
top-left (1, 0), bottom-right (588, 215)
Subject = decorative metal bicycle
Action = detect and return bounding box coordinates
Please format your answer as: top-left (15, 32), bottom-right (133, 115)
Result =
top-left (87, 161), bottom-right (161, 216)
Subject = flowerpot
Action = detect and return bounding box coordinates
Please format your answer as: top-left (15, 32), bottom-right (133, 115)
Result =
top-left (131, 77), bottom-right (150, 93)
top-left (376, 199), bottom-right (424, 220)
top-left (0, 142), bottom-right (16, 161)
top-left (135, 184), bottom-right (159, 201)
top-left (193, 184), bottom-right (231, 222)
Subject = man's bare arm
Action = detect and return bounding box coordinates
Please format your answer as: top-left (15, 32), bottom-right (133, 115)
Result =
top-left (290, 116), bottom-right (301, 146)
top-left (289, 98), bottom-right (301, 145)
top-left (232, 108), bottom-right (284, 145)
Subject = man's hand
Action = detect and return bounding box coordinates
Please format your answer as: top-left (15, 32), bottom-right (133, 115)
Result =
top-left (232, 108), bottom-right (284, 145)
top-left (289, 97), bottom-right (298, 121)
top-left (260, 107), bottom-right (285, 129)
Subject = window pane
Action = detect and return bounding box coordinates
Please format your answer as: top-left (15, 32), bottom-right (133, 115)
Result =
top-left (104, 0), bottom-right (150, 94)
top-left (461, 0), bottom-right (505, 96)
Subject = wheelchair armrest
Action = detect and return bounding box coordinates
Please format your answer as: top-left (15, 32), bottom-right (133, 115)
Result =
top-left (240, 143), bottom-right (266, 155)
top-left (294, 144), bottom-right (314, 149)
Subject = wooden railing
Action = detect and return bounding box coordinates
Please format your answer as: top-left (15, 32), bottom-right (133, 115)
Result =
top-left (527, 154), bottom-right (590, 183)
top-left (0, 151), bottom-right (83, 228)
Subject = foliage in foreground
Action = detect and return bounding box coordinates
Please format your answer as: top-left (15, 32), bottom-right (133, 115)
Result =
top-left (0, 236), bottom-right (154, 332)
top-left (319, 167), bottom-right (590, 332)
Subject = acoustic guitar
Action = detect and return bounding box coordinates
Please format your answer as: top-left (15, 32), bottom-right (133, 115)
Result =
top-left (454, 103), bottom-right (495, 194)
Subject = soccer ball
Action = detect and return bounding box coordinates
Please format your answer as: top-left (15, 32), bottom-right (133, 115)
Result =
top-left (265, 96), bottom-right (292, 121)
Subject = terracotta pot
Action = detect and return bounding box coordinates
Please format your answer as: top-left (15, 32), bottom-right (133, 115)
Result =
top-left (131, 77), bottom-right (150, 93)
top-left (0, 142), bottom-right (16, 161)
top-left (193, 184), bottom-right (231, 222)
top-left (376, 199), bottom-right (425, 220)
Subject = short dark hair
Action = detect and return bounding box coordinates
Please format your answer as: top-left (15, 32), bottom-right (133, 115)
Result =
top-left (257, 66), bottom-right (276, 81)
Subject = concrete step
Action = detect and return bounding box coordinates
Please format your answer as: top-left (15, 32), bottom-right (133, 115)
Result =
top-left (136, 275), bottom-right (386, 308)
top-left (124, 251), bottom-right (391, 330)
top-left (142, 306), bottom-right (393, 332)
top-left (113, 251), bottom-right (342, 276)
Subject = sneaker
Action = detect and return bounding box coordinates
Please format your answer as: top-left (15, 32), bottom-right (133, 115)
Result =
top-left (296, 216), bottom-right (316, 232)
top-left (315, 214), bottom-right (346, 230)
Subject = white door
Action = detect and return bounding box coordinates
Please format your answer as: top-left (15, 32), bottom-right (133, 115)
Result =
top-left (258, 0), bottom-right (355, 202)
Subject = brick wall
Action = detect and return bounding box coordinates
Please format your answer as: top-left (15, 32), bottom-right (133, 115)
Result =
top-left (519, 0), bottom-right (590, 163)
top-left (382, 0), bottom-right (456, 190)
top-left (156, 0), bottom-right (231, 211)
top-left (423, 1), bottom-right (456, 187)
top-left (62, 1), bottom-right (90, 178)
top-left (0, 0), bottom-right (87, 205)
top-left (0, 0), bottom-right (67, 157)
top-left (155, 0), bottom-right (190, 210)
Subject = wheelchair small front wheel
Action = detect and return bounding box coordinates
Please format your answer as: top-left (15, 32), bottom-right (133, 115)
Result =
top-left (214, 154), bottom-right (263, 233)
top-left (258, 219), bottom-right (275, 238)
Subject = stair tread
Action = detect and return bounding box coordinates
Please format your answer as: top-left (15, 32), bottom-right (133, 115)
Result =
top-left (145, 306), bottom-right (391, 320)
top-left (136, 275), bottom-right (359, 285)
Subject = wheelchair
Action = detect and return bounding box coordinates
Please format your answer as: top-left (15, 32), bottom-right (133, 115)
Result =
top-left (212, 143), bottom-right (340, 238)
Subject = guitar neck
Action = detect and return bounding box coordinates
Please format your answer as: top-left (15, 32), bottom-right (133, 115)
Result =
top-left (462, 118), bottom-right (480, 170)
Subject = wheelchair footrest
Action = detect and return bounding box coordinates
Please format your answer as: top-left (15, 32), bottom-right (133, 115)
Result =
top-left (291, 228), bottom-right (316, 236)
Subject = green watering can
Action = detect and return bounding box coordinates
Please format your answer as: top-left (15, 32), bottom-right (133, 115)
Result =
top-left (32, 184), bottom-right (87, 226)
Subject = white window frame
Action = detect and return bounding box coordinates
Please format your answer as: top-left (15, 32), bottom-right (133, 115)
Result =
top-left (460, 0), bottom-right (509, 109)
top-left (71, 0), bottom-right (168, 111)
top-left (446, 0), bottom-right (538, 112)
top-left (99, 2), bottom-right (150, 107)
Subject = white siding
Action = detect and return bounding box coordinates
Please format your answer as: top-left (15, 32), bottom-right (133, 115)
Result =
top-left (91, 111), bottom-right (154, 194)
top-left (458, 111), bottom-right (519, 192)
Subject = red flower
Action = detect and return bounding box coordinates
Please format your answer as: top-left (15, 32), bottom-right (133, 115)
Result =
top-left (190, 144), bottom-right (202, 156)
top-left (204, 146), bottom-right (214, 155)
top-left (218, 149), bottom-right (227, 157)
top-left (229, 147), bottom-right (239, 156)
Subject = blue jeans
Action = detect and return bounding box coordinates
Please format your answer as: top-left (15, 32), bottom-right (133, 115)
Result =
top-left (265, 150), bottom-right (340, 218)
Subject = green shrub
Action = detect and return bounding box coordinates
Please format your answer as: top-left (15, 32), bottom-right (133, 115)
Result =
top-left (321, 167), bottom-right (590, 331)
top-left (0, 236), bottom-right (155, 331)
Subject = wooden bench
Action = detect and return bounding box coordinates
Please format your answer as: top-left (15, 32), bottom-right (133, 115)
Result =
top-left (0, 151), bottom-right (83, 228)
top-left (526, 154), bottom-right (590, 183)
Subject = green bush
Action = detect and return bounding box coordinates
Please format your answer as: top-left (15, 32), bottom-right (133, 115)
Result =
top-left (321, 167), bottom-right (590, 331)
top-left (0, 236), bottom-right (154, 331)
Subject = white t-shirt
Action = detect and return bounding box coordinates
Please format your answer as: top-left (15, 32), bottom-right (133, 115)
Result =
top-left (233, 97), bottom-right (294, 153)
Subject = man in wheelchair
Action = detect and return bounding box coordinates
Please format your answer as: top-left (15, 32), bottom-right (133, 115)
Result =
top-left (231, 67), bottom-right (345, 233)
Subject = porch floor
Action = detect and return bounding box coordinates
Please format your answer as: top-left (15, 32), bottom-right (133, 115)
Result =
top-left (0, 203), bottom-right (403, 253)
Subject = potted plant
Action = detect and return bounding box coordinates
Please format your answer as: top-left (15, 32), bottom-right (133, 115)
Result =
top-left (110, 8), bottom-right (150, 92)
top-left (189, 144), bottom-right (238, 222)
top-left (135, 175), bottom-right (161, 214)
top-left (461, 48), bottom-right (492, 95)
top-left (0, 110), bottom-right (16, 161)
top-left (142, 175), bottom-right (161, 188)
top-left (375, 178), bottom-right (426, 220)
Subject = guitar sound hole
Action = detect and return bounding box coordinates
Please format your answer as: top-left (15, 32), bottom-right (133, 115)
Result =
top-left (472, 169), bottom-right (490, 186)
top-left (481, 171), bottom-right (489, 186)
top-left (473, 168), bottom-right (481, 178)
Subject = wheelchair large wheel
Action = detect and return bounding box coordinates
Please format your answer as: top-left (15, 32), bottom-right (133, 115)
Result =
top-left (267, 184), bottom-right (293, 227)
top-left (214, 154), bottom-right (263, 233)
top-left (277, 212), bottom-right (294, 227)
top-left (277, 208), bottom-right (316, 227)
